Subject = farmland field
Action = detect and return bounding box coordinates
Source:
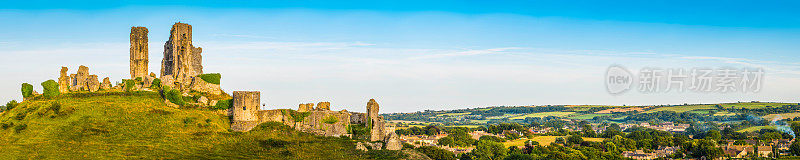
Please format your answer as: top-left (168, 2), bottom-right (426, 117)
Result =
top-left (737, 126), bottom-right (775, 132)
top-left (437, 112), bottom-right (471, 117)
top-left (645, 105), bottom-right (714, 113)
top-left (763, 113), bottom-right (800, 121)
top-left (569, 114), bottom-right (609, 120)
top-left (510, 112), bottom-right (575, 120)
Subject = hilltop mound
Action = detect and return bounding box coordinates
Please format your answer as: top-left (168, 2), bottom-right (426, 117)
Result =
top-left (0, 92), bottom-right (408, 159)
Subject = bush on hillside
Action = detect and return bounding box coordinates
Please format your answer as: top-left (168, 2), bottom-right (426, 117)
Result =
top-left (5, 100), bottom-right (18, 111)
top-left (21, 83), bottom-right (33, 98)
top-left (1, 121), bottom-right (13, 129)
top-left (212, 99), bottom-right (232, 110)
top-left (41, 80), bottom-right (60, 98)
top-left (150, 78), bottom-right (161, 89)
top-left (14, 123), bottom-right (27, 133)
top-left (36, 102), bottom-right (73, 118)
top-left (198, 73), bottom-right (221, 84)
top-left (164, 88), bottom-right (185, 106)
top-left (124, 79), bottom-right (135, 92)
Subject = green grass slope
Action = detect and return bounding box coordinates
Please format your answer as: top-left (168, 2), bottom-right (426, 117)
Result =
top-left (0, 92), bottom-right (404, 159)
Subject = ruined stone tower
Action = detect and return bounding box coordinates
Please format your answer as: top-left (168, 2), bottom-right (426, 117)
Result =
top-left (232, 91), bottom-right (260, 122)
top-left (130, 27), bottom-right (149, 79)
top-left (367, 99), bottom-right (385, 141)
top-left (161, 22), bottom-right (203, 86)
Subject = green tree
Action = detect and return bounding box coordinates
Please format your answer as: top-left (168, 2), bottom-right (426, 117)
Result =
top-left (791, 140), bottom-right (800, 156)
top-left (21, 83), bottom-right (33, 98)
top-left (705, 130), bottom-right (721, 141)
top-left (41, 80), bottom-right (60, 98)
top-left (473, 140), bottom-right (508, 160)
top-left (581, 124), bottom-right (596, 138)
top-left (415, 146), bottom-right (456, 160)
top-left (503, 153), bottom-right (534, 160)
top-left (566, 135), bottom-right (583, 145)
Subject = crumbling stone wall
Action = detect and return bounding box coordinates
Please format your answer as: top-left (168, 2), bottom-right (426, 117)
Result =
top-left (130, 27), bottom-right (149, 79)
top-left (316, 102), bottom-right (331, 111)
top-left (295, 110), bottom-right (351, 137)
top-left (298, 103), bottom-right (314, 112)
top-left (161, 22), bottom-right (203, 87)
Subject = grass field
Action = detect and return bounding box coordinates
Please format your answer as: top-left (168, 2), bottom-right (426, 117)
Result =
top-left (509, 112), bottom-right (575, 120)
top-left (645, 104), bottom-right (715, 113)
top-left (503, 136), bottom-right (604, 147)
top-left (437, 112), bottom-right (471, 117)
top-left (569, 114), bottom-right (609, 120)
top-left (737, 126), bottom-right (776, 133)
top-left (721, 102), bottom-right (796, 109)
top-left (0, 92), bottom-right (404, 159)
top-left (713, 111), bottom-right (736, 116)
top-left (763, 113), bottom-right (800, 121)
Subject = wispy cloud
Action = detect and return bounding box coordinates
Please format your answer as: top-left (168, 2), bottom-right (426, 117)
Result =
top-left (409, 47), bottom-right (525, 60)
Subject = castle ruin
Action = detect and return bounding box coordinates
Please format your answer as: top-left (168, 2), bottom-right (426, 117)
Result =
top-left (229, 91), bottom-right (398, 149)
top-left (130, 27), bottom-right (149, 79)
top-left (161, 22), bottom-right (203, 88)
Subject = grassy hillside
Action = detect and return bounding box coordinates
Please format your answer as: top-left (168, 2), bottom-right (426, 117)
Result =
top-left (0, 92), bottom-right (405, 159)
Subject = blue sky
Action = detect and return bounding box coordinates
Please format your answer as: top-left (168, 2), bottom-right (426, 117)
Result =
top-left (1, 1), bottom-right (799, 112)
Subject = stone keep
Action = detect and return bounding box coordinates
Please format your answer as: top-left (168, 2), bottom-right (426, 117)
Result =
top-left (130, 27), bottom-right (149, 79)
top-left (161, 22), bottom-right (203, 86)
top-left (232, 91), bottom-right (260, 122)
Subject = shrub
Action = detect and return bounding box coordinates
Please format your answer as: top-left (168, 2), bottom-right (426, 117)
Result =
top-left (164, 88), bottom-right (185, 106)
top-left (259, 138), bottom-right (291, 148)
top-left (212, 99), bottom-right (232, 110)
top-left (1, 121), bottom-right (13, 129)
top-left (21, 83), bottom-right (33, 98)
top-left (36, 102), bottom-right (72, 118)
top-left (150, 78), bottom-right (161, 89)
top-left (41, 80), bottom-right (60, 98)
top-left (14, 123), bottom-right (27, 133)
top-left (282, 110), bottom-right (311, 122)
top-left (323, 115), bottom-right (339, 124)
top-left (415, 146), bottom-right (456, 160)
top-left (14, 112), bottom-right (26, 120)
top-left (198, 73), bottom-right (221, 84)
top-left (124, 79), bottom-right (135, 92)
top-left (5, 100), bottom-right (18, 111)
